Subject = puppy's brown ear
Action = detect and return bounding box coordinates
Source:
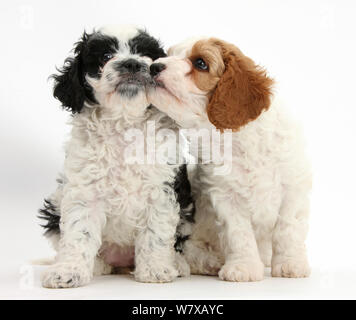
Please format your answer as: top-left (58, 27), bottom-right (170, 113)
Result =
top-left (207, 40), bottom-right (274, 131)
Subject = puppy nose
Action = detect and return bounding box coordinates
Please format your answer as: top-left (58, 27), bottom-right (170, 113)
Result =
top-left (150, 63), bottom-right (166, 77)
top-left (122, 59), bottom-right (142, 73)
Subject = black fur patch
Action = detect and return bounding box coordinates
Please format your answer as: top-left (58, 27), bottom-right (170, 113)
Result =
top-left (129, 30), bottom-right (166, 61)
top-left (38, 199), bottom-right (60, 236)
top-left (51, 31), bottom-right (119, 114)
top-left (172, 165), bottom-right (196, 253)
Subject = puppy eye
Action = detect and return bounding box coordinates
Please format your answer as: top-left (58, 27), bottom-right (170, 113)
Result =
top-left (103, 53), bottom-right (113, 63)
top-left (193, 58), bottom-right (208, 71)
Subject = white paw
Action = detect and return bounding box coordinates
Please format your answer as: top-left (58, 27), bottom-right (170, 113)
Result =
top-left (41, 263), bottom-right (92, 288)
top-left (134, 263), bottom-right (179, 283)
top-left (204, 254), bottom-right (223, 276)
top-left (218, 260), bottom-right (264, 282)
top-left (175, 253), bottom-right (191, 277)
top-left (272, 260), bottom-right (311, 278)
top-left (190, 254), bottom-right (222, 276)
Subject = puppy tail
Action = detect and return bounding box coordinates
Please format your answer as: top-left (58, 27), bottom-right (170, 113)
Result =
top-left (35, 194), bottom-right (61, 266)
top-left (38, 199), bottom-right (60, 236)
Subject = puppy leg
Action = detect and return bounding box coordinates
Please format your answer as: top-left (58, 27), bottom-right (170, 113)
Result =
top-left (271, 189), bottom-right (310, 278)
top-left (41, 189), bottom-right (106, 288)
top-left (134, 189), bottom-right (180, 283)
top-left (183, 240), bottom-right (222, 276)
top-left (216, 202), bottom-right (264, 282)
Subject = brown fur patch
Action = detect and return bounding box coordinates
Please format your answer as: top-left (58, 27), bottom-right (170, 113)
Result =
top-left (189, 39), bottom-right (225, 92)
top-left (191, 38), bottom-right (274, 131)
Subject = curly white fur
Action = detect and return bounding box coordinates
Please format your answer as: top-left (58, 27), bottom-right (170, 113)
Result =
top-left (43, 103), bottom-right (187, 288)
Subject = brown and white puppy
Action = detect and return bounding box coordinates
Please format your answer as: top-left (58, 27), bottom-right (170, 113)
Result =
top-left (148, 38), bottom-right (311, 281)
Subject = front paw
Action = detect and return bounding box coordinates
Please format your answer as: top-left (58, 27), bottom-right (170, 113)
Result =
top-left (272, 260), bottom-right (311, 278)
top-left (41, 263), bottom-right (92, 288)
top-left (134, 263), bottom-right (179, 283)
top-left (218, 260), bottom-right (264, 282)
top-left (175, 252), bottom-right (191, 277)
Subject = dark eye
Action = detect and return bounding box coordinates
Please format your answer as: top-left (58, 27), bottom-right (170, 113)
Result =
top-left (103, 53), bottom-right (113, 63)
top-left (193, 58), bottom-right (208, 71)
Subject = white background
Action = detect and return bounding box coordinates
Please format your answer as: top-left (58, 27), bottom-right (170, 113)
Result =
top-left (1, 0), bottom-right (356, 299)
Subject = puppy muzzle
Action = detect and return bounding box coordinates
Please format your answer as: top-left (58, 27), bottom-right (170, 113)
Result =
top-left (112, 59), bottom-right (154, 97)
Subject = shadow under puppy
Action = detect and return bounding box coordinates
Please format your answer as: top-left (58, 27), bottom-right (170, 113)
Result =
top-left (148, 37), bottom-right (312, 281)
top-left (39, 26), bottom-right (195, 288)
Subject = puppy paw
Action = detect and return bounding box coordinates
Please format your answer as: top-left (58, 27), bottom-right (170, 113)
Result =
top-left (218, 260), bottom-right (264, 282)
top-left (205, 254), bottom-right (223, 276)
top-left (191, 254), bottom-right (222, 276)
top-left (175, 253), bottom-right (191, 277)
top-left (272, 260), bottom-right (311, 278)
top-left (41, 263), bottom-right (91, 288)
top-left (134, 263), bottom-right (179, 283)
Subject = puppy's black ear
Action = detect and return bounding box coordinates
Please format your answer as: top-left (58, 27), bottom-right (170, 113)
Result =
top-left (51, 33), bottom-right (89, 114)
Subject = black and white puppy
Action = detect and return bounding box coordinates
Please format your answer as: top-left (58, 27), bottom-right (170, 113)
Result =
top-left (39, 26), bottom-right (194, 288)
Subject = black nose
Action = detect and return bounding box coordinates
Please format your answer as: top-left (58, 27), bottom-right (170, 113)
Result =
top-left (122, 59), bottom-right (142, 73)
top-left (150, 63), bottom-right (166, 77)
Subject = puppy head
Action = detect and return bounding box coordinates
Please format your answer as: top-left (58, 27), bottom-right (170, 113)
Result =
top-left (148, 38), bottom-right (273, 130)
top-left (52, 25), bottom-right (166, 114)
